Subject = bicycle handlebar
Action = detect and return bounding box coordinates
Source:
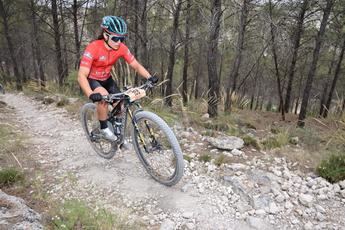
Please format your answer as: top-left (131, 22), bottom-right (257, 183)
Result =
top-left (101, 80), bottom-right (155, 103)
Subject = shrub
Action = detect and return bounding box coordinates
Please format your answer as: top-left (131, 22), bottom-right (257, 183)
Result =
top-left (317, 153), bottom-right (345, 183)
top-left (0, 168), bottom-right (24, 186)
top-left (199, 154), bottom-right (211, 162)
top-left (242, 135), bottom-right (261, 150)
top-left (56, 97), bottom-right (69, 107)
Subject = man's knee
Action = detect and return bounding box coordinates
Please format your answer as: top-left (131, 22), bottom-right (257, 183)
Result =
top-left (93, 87), bottom-right (108, 96)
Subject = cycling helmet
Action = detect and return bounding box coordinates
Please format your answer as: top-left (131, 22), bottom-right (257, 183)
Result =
top-left (101, 16), bottom-right (127, 36)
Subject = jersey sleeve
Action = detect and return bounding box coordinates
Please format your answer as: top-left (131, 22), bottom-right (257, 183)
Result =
top-left (79, 43), bottom-right (96, 69)
top-left (122, 45), bottom-right (136, 64)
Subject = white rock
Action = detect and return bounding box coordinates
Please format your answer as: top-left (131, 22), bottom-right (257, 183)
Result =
top-left (317, 194), bottom-right (328, 200)
top-left (338, 180), bottom-right (345, 189)
top-left (269, 202), bottom-right (279, 214)
top-left (273, 169), bottom-right (282, 177)
top-left (316, 212), bottom-right (325, 221)
top-left (333, 184), bottom-right (341, 193)
top-left (184, 222), bottom-right (196, 230)
top-left (275, 194), bottom-right (285, 203)
top-left (285, 201), bottom-right (294, 209)
top-left (182, 212), bottom-right (193, 219)
top-left (314, 204), bottom-right (325, 213)
top-left (255, 209), bottom-right (266, 216)
top-left (304, 221), bottom-right (313, 230)
top-left (231, 149), bottom-right (243, 156)
top-left (201, 113), bottom-right (209, 119)
top-left (299, 194), bottom-right (314, 207)
top-left (160, 219), bottom-right (175, 230)
top-left (291, 217), bottom-right (299, 225)
top-left (340, 190), bottom-right (345, 199)
top-left (207, 164), bottom-right (216, 173)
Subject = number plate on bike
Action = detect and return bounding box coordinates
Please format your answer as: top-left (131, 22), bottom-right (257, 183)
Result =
top-left (124, 87), bottom-right (146, 102)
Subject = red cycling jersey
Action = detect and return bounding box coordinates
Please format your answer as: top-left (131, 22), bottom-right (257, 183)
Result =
top-left (80, 40), bottom-right (135, 81)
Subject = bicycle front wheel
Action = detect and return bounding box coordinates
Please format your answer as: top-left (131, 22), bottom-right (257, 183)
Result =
top-left (131, 111), bottom-right (184, 186)
top-left (80, 103), bottom-right (117, 159)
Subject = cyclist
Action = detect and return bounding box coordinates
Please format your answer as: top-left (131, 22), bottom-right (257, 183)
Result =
top-left (78, 16), bottom-right (158, 141)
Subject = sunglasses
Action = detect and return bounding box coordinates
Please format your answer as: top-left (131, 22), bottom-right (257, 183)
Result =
top-left (106, 33), bottom-right (125, 42)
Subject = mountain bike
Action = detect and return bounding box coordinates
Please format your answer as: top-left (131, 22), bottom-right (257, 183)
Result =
top-left (80, 81), bottom-right (184, 186)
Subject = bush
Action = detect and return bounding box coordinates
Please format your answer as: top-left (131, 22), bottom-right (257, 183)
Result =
top-left (0, 168), bottom-right (24, 186)
top-left (317, 153), bottom-right (345, 183)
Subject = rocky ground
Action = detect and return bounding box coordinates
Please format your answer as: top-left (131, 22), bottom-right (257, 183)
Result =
top-left (1, 93), bottom-right (345, 230)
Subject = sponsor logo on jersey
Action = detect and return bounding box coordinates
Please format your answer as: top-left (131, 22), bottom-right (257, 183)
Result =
top-left (99, 55), bottom-right (106, 61)
top-left (83, 51), bottom-right (93, 59)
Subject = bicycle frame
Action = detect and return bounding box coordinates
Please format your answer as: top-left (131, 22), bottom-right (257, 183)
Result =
top-left (106, 91), bottom-right (157, 152)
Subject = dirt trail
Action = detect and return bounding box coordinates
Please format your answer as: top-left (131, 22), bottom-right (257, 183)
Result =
top-left (2, 93), bottom-right (345, 230)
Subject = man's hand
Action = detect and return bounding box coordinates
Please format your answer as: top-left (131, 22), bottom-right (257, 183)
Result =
top-left (89, 93), bottom-right (103, 102)
top-left (148, 76), bottom-right (159, 84)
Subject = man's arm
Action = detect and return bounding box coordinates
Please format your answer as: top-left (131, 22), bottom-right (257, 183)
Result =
top-left (129, 59), bottom-right (151, 79)
top-left (78, 66), bottom-right (93, 97)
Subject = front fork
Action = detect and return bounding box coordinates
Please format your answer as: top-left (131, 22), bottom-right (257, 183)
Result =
top-left (129, 106), bottom-right (157, 153)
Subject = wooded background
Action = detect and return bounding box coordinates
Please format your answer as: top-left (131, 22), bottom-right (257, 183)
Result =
top-left (0, 0), bottom-right (344, 126)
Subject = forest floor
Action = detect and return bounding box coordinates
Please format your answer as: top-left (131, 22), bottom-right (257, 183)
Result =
top-left (1, 92), bottom-right (345, 230)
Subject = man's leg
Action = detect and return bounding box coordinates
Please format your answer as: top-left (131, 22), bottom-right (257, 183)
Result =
top-left (93, 86), bottom-right (117, 141)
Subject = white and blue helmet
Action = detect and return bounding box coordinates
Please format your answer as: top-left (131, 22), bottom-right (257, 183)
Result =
top-left (101, 16), bottom-right (127, 36)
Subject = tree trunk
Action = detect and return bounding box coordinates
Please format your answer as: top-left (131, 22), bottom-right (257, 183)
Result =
top-left (320, 43), bottom-right (338, 116)
top-left (51, 0), bottom-right (65, 86)
top-left (284, 0), bottom-right (308, 113)
top-left (140, 0), bottom-right (149, 69)
top-left (0, 0), bottom-right (22, 90)
top-left (194, 40), bottom-right (203, 100)
top-left (269, 0), bottom-right (285, 120)
top-left (298, 0), bottom-right (334, 127)
top-left (323, 36), bottom-right (345, 118)
top-left (165, 0), bottom-right (182, 106)
top-left (319, 82), bottom-right (329, 116)
top-left (182, 0), bottom-right (191, 106)
top-left (73, 0), bottom-right (81, 69)
top-left (224, 0), bottom-right (250, 112)
top-left (134, 0), bottom-right (139, 85)
top-left (207, 0), bottom-right (222, 117)
top-left (60, 1), bottom-right (69, 80)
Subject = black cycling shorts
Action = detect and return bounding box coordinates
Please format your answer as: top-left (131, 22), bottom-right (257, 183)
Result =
top-left (88, 77), bottom-right (120, 94)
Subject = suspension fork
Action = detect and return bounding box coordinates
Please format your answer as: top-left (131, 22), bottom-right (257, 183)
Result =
top-left (129, 106), bottom-right (158, 152)
top-left (129, 108), bottom-right (149, 152)
top-left (135, 105), bottom-right (158, 144)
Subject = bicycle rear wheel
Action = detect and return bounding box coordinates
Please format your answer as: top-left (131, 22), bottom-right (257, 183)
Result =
top-left (80, 103), bottom-right (117, 159)
top-left (131, 111), bottom-right (184, 186)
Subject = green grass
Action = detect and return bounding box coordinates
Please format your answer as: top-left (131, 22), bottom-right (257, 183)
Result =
top-left (214, 154), bottom-right (232, 166)
top-left (0, 168), bottom-right (24, 186)
top-left (317, 152), bottom-right (345, 183)
top-left (51, 199), bottom-right (135, 229)
top-left (183, 155), bottom-right (192, 163)
top-left (261, 131), bottom-right (289, 150)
